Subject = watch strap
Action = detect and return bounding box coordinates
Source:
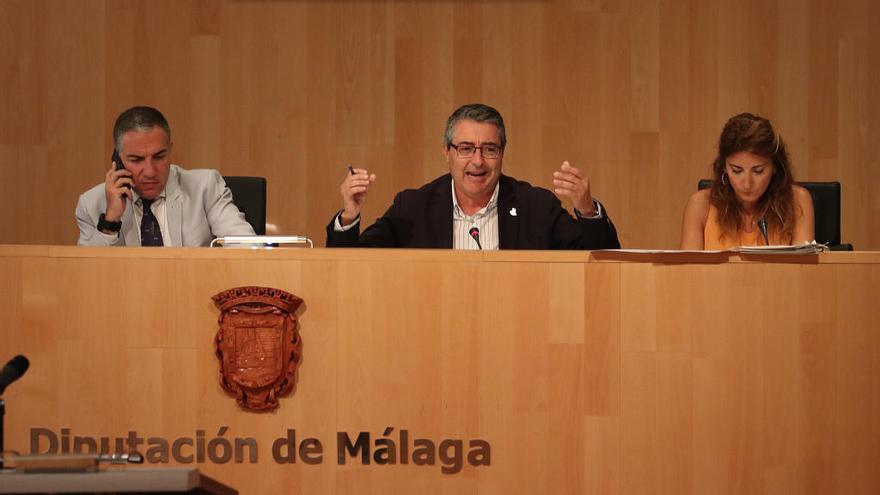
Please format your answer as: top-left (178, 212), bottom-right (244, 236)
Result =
top-left (97, 213), bottom-right (122, 233)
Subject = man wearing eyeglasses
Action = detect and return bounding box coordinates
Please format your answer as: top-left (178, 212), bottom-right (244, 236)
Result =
top-left (326, 103), bottom-right (620, 250)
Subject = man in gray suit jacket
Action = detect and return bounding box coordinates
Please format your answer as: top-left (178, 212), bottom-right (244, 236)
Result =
top-left (76, 106), bottom-right (254, 246)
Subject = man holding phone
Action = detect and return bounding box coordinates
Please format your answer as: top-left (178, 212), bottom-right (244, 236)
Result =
top-left (75, 106), bottom-right (254, 246)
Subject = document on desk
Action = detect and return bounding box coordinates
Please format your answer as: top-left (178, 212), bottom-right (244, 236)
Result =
top-left (599, 242), bottom-right (824, 254)
top-left (731, 242), bottom-right (826, 254)
top-left (598, 248), bottom-right (724, 254)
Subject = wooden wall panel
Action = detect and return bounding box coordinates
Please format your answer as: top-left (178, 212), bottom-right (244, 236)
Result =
top-left (0, 0), bottom-right (878, 249)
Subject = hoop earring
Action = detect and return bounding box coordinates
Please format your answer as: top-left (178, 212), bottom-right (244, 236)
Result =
top-left (721, 172), bottom-right (729, 186)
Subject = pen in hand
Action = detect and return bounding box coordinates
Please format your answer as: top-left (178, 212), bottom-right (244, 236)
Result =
top-left (348, 164), bottom-right (354, 175)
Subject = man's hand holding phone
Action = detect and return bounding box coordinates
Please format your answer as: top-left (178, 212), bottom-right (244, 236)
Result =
top-left (104, 152), bottom-right (133, 223)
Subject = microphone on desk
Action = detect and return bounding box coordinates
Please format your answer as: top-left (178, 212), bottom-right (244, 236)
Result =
top-left (0, 354), bottom-right (29, 396)
top-left (1, 355), bottom-right (29, 470)
top-left (469, 227), bottom-right (482, 250)
top-left (757, 218), bottom-right (769, 246)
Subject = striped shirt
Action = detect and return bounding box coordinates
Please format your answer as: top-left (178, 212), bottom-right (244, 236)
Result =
top-left (452, 179), bottom-right (499, 250)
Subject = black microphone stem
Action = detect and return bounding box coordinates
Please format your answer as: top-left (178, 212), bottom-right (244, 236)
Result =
top-left (758, 218), bottom-right (769, 246)
top-left (0, 354), bottom-right (30, 470)
top-left (0, 398), bottom-right (5, 469)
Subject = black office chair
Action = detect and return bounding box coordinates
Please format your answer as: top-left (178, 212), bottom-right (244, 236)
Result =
top-left (697, 179), bottom-right (852, 250)
top-left (223, 176), bottom-right (267, 235)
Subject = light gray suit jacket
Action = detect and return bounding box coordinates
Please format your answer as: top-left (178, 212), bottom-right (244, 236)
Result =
top-left (75, 165), bottom-right (255, 246)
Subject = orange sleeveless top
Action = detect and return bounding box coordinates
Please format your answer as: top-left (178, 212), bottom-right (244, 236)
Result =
top-left (704, 205), bottom-right (791, 250)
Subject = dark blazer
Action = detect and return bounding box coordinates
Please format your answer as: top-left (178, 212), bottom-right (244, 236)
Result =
top-left (326, 174), bottom-right (620, 249)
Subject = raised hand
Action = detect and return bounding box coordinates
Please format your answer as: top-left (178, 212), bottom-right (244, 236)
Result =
top-left (104, 162), bottom-right (134, 221)
top-left (339, 167), bottom-right (377, 226)
top-left (552, 161), bottom-right (596, 216)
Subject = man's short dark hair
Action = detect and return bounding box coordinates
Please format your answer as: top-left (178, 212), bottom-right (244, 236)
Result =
top-left (444, 103), bottom-right (506, 150)
top-left (113, 106), bottom-right (171, 152)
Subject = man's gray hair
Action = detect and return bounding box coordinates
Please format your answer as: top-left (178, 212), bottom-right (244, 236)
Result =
top-left (444, 103), bottom-right (506, 149)
top-left (113, 106), bottom-right (171, 152)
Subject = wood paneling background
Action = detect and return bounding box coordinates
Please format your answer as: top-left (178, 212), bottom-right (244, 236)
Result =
top-left (0, 0), bottom-right (878, 249)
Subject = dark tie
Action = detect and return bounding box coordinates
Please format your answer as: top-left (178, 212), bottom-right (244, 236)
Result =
top-left (140, 198), bottom-right (164, 247)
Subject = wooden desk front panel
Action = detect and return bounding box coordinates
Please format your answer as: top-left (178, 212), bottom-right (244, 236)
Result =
top-left (0, 247), bottom-right (877, 494)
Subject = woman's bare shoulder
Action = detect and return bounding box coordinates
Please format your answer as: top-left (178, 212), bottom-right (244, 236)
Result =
top-left (680, 189), bottom-right (712, 249)
top-left (686, 188), bottom-right (712, 210)
top-left (791, 184), bottom-right (815, 218)
top-left (791, 184), bottom-right (812, 201)
top-left (682, 189), bottom-right (712, 226)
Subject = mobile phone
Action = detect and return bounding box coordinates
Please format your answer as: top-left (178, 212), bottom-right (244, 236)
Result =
top-left (112, 149), bottom-right (124, 171)
top-left (112, 149), bottom-right (132, 192)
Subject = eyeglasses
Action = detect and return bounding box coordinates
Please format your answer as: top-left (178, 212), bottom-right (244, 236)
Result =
top-left (449, 143), bottom-right (503, 159)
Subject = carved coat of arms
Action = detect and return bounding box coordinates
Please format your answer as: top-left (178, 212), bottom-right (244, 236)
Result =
top-left (212, 286), bottom-right (303, 411)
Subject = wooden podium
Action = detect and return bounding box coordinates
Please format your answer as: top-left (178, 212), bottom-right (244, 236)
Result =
top-left (0, 245), bottom-right (877, 494)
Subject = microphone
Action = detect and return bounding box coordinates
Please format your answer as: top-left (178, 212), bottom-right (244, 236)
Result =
top-left (468, 227), bottom-right (482, 250)
top-left (0, 355), bottom-right (29, 396)
top-left (757, 218), bottom-right (769, 246)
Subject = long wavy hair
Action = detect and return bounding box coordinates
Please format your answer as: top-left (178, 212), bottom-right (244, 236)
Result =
top-left (710, 113), bottom-right (796, 239)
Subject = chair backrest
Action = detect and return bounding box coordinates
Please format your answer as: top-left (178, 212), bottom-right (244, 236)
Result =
top-left (223, 176), bottom-right (267, 235)
top-left (696, 179), bottom-right (851, 249)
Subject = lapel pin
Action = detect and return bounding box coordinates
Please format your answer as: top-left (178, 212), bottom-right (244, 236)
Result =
top-left (509, 207), bottom-right (517, 216)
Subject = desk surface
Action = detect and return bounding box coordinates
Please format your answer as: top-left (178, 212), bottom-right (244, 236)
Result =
top-left (1, 243), bottom-right (878, 263)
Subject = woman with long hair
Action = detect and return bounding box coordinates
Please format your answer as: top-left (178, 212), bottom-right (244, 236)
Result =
top-left (680, 113), bottom-right (814, 249)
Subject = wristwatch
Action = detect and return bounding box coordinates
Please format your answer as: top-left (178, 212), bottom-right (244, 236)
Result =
top-left (574, 201), bottom-right (602, 219)
top-left (97, 213), bottom-right (122, 234)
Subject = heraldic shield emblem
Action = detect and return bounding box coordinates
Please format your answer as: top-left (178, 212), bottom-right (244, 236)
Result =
top-left (212, 286), bottom-right (303, 411)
